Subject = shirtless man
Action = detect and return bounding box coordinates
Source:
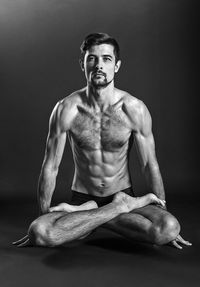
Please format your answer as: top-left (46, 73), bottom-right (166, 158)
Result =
top-left (13, 33), bottom-right (191, 249)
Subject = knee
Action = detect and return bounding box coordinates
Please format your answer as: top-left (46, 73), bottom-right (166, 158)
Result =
top-left (151, 214), bottom-right (180, 245)
top-left (28, 219), bottom-right (55, 247)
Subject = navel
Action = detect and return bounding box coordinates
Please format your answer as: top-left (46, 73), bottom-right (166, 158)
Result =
top-left (99, 182), bottom-right (105, 187)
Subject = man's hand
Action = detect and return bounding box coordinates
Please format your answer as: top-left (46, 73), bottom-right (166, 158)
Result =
top-left (170, 234), bottom-right (192, 249)
top-left (12, 235), bottom-right (31, 248)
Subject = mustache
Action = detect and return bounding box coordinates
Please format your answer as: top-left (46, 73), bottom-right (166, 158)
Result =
top-left (92, 71), bottom-right (106, 77)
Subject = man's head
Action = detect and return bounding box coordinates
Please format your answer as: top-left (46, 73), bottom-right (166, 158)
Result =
top-left (80, 33), bottom-right (121, 88)
top-left (80, 33), bottom-right (120, 63)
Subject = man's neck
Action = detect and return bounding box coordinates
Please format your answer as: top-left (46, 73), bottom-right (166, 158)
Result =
top-left (86, 82), bottom-right (116, 111)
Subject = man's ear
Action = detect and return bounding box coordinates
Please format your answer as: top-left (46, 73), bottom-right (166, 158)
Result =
top-left (115, 60), bottom-right (121, 73)
top-left (79, 59), bottom-right (84, 72)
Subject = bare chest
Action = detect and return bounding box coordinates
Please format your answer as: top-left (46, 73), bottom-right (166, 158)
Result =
top-left (70, 106), bottom-right (131, 150)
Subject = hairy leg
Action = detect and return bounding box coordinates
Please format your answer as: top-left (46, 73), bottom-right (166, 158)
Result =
top-left (27, 192), bottom-right (164, 247)
top-left (12, 201), bottom-right (98, 247)
top-left (103, 205), bottom-right (180, 245)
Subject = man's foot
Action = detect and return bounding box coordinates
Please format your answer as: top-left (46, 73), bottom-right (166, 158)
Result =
top-left (49, 201), bottom-right (98, 213)
top-left (112, 192), bottom-right (166, 213)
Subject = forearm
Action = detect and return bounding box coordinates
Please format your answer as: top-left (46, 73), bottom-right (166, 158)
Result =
top-left (37, 168), bottom-right (58, 215)
top-left (143, 163), bottom-right (165, 201)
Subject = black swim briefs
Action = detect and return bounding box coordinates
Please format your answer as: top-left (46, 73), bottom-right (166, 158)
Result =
top-left (70, 187), bottom-right (135, 207)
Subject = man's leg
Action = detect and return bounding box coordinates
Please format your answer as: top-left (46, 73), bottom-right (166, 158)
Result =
top-left (25, 192), bottom-right (165, 247)
top-left (102, 205), bottom-right (180, 245)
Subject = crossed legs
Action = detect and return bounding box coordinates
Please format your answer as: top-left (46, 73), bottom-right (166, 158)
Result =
top-left (13, 192), bottom-right (180, 247)
top-left (103, 205), bottom-right (180, 245)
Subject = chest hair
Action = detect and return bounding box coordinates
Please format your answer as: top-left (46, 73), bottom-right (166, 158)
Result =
top-left (70, 105), bottom-right (131, 150)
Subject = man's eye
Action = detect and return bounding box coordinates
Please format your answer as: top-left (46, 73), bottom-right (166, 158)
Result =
top-left (104, 57), bottom-right (111, 62)
top-left (87, 57), bottom-right (95, 62)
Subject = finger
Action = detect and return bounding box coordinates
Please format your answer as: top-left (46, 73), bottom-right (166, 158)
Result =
top-left (176, 235), bottom-right (192, 246)
top-left (17, 238), bottom-right (31, 248)
top-left (12, 235), bottom-right (28, 245)
top-left (176, 235), bottom-right (190, 244)
top-left (171, 240), bottom-right (183, 250)
top-left (178, 238), bottom-right (192, 245)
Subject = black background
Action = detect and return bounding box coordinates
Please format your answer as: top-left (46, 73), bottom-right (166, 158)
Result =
top-left (0, 0), bottom-right (199, 202)
top-left (0, 2), bottom-right (199, 287)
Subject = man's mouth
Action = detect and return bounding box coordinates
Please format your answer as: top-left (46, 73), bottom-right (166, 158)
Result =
top-left (93, 72), bottom-right (106, 77)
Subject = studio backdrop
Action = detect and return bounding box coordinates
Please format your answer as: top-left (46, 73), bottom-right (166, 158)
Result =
top-left (0, 0), bottom-right (198, 200)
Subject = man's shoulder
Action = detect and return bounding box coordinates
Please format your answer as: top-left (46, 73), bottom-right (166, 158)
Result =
top-left (50, 88), bottom-right (86, 130)
top-left (52, 88), bottom-right (87, 117)
top-left (117, 89), bottom-right (150, 130)
top-left (117, 89), bottom-right (146, 114)
top-left (58, 88), bottom-right (85, 110)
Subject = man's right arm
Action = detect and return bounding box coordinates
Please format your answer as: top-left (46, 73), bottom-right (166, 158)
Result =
top-left (37, 102), bottom-right (67, 215)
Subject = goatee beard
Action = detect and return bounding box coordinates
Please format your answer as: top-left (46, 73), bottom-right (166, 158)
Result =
top-left (91, 78), bottom-right (113, 89)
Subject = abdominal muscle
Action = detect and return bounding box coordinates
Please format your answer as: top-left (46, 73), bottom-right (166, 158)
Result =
top-left (71, 146), bottom-right (132, 196)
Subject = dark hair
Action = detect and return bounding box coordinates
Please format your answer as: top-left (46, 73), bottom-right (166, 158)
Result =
top-left (80, 33), bottom-right (120, 62)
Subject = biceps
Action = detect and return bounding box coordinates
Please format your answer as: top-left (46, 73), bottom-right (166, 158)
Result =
top-left (43, 132), bottom-right (67, 171)
top-left (135, 132), bottom-right (157, 168)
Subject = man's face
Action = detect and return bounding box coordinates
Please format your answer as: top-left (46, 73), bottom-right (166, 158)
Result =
top-left (81, 44), bottom-right (121, 88)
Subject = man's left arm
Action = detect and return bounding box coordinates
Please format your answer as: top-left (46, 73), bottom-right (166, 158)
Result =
top-left (133, 102), bottom-right (192, 248)
top-left (134, 103), bottom-right (166, 205)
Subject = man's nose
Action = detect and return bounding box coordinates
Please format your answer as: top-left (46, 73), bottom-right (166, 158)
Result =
top-left (95, 59), bottom-right (103, 70)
